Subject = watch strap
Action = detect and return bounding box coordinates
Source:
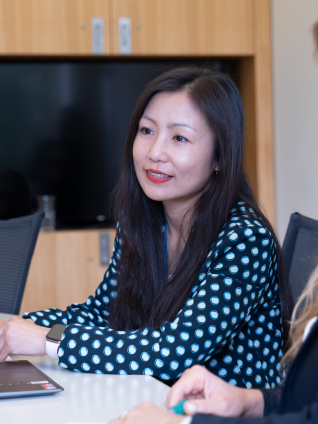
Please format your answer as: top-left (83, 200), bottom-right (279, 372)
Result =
top-left (180, 417), bottom-right (192, 424)
top-left (46, 339), bottom-right (60, 359)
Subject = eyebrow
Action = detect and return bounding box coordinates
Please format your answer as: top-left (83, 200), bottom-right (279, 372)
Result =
top-left (168, 122), bottom-right (198, 133)
top-left (141, 115), bottom-right (156, 124)
top-left (141, 115), bottom-right (198, 133)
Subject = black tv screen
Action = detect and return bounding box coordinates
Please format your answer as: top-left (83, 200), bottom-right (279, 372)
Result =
top-left (0, 59), bottom-right (236, 229)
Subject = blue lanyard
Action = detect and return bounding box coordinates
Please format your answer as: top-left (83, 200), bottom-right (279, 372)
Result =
top-left (164, 221), bottom-right (168, 275)
top-left (164, 221), bottom-right (172, 279)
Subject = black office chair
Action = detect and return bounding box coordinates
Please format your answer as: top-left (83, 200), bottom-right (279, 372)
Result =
top-left (0, 212), bottom-right (43, 314)
top-left (282, 212), bottom-right (318, 307)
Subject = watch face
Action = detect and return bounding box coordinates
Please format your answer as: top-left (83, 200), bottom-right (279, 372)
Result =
top-left (47, 324), bottom-right (66, 342)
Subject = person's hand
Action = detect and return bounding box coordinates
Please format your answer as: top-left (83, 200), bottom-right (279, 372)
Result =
top-left (0, 316), bottom-right (48, 360)
top-left (108, 402), bottom-right (185, 424)
top-left (166, 365), bottom-right (264, 418)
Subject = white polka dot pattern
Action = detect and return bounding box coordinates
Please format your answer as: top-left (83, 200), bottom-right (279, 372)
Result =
top-left (23, 203), bottom-right (284, 388)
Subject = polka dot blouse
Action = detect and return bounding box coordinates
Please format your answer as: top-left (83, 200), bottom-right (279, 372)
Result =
top-left (23, 202), bottom-right (284, 389)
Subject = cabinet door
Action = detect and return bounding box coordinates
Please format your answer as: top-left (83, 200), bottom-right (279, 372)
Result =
top-left (20, 229), bottom-right (116, 314)
top-left (0, 0), bottom-right (110, 55)
top-left (110, 0), bottom-right (253, 56)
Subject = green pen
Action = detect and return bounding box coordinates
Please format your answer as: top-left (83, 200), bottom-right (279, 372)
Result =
top-left (169, 399), bottom-right (187, 415)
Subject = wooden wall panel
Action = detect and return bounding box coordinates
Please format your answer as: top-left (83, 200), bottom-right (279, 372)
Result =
top-left (239, 58), bottom-right (258, 196)
top-left (20, 229), bottom-right (116, 314)
top-left (110, 0), bottom-right (254, 56)
top-left (0, 0), bottom-right (110, 55)
top-left (252, 0), bottom-right (275, 222)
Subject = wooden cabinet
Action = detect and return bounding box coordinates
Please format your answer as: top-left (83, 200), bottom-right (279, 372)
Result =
top-left (20, 229), bottom-right (116, 314)
top-left (110, 0), bottom-right (254, 56)
top-left (0, 0), bottom-right (254, 57)
top-left (0, 0), bottom-right (110, 55)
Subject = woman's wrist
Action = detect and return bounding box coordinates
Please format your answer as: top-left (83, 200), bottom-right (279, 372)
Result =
top-left (240, 388), bottom-right (264, 417)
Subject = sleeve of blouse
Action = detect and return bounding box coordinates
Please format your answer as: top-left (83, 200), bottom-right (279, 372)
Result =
top-left (22, 230), bottom-right (121, 329)
top-left (56, 215), bottom-right (278, 379)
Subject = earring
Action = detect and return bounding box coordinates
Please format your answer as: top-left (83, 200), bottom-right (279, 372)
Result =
top-left (215, 170), bottom-right (219, 176)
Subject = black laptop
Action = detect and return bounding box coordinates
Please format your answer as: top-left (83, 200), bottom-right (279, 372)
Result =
top-left (0, 360), bottom-right (63, 399)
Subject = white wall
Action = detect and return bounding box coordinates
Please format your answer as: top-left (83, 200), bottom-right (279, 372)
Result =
top-left (271, 0), bottom-right (318, 241)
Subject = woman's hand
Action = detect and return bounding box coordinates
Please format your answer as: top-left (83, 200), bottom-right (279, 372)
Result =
top-left (108, 402), bottom-right (185, 424)
top-left (0, 316), bottom-right (48, 360)
top-left (166, 365), bottom-right (264, 418)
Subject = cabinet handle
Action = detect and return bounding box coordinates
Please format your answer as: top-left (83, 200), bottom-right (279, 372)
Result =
top-left (100, 232), bottom-right (110, 266)
top-left (118, 17), bottom-right (132, 55)
top-left (91, 18), bottom-right (105, 55)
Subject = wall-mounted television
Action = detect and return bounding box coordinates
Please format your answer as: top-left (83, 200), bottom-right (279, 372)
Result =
top-left (0, 58), bottom-right (237, 229)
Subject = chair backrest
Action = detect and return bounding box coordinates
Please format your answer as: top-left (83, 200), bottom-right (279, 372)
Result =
top-left (282, 212), bottom-right (318, 306)
top-left (0, 212), bottom-right (43, 314)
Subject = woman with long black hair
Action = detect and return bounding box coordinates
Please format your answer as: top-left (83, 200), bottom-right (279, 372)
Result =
top-left (0, 66), bottom-right (291, 389)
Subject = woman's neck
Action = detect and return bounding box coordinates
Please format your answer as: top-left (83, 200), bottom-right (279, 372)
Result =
top-left (163, 199), bottom-right (194, 234)
top-left (163, 200), bottom-right (193, 275)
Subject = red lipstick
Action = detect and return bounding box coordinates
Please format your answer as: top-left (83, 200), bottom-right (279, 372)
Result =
top-left (146, 169), bottom-right (173, 184)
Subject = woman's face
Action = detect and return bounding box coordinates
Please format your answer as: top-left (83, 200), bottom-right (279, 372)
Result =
top-left (133, 90), bottom-right (218, 210)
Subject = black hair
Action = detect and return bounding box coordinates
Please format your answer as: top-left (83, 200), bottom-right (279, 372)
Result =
top-left (109, 67), bottom-right (292, 338)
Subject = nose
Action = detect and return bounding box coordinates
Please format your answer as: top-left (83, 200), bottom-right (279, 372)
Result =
top-left (147, 132), bottom-right (169, 163)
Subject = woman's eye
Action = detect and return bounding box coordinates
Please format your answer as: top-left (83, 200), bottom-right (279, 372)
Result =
top-left (174, 135), bottom-right (188, 142)
top-left (141, 127), bottom-right (153, 135)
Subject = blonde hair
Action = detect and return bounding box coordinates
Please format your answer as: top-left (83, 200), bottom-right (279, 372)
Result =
top-left (282, 265), bottom-right (318, 367)
top-left (281, 19), bottom-right (318, 369)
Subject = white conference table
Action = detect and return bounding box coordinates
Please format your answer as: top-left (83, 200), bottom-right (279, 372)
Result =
top-left (0, 313), bottom-right (170, 424)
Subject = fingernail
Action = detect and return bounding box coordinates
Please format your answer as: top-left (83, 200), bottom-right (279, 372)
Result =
top-left (185, 403), bottom-right (197, 413)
